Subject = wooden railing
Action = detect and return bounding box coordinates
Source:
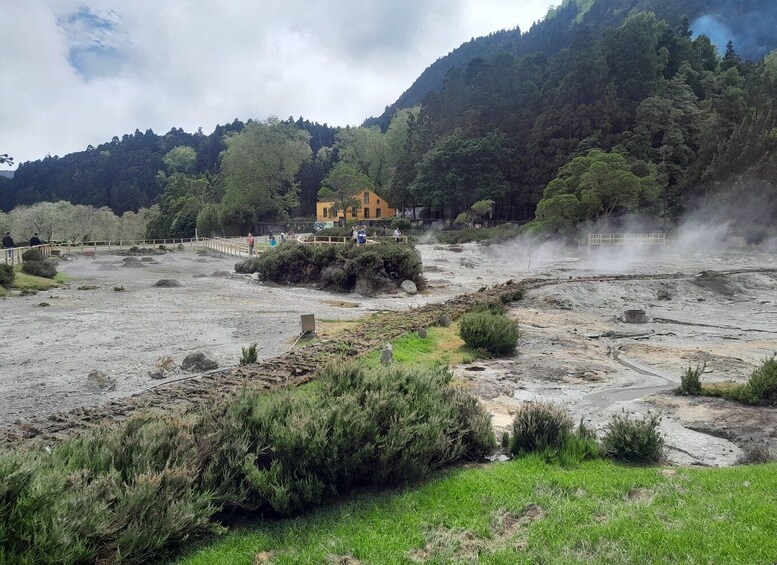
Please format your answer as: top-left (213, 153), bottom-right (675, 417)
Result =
top-left (587, 233), bottom-right (666, 249)
top-left (1, 244), bottom-right (55, 266)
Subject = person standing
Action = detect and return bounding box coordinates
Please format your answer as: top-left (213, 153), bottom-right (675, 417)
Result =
top-left (351, 227), bottom-right (358, 245)
top-left (29, 233), bottom-right (42, 246)
top-left (247, 232), bottom-right (255, 256)
top-left (392, 227), bottom-right (401, 242)
top-left (2, 232), bottom-right (14, 260)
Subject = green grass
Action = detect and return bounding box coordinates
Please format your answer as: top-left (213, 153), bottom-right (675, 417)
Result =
top-left (10, 268), bottom-right (62, 290)
top-left (360, 325), bottom-right (478, 369)
top-left (176, 458), bottom-right (777, 564)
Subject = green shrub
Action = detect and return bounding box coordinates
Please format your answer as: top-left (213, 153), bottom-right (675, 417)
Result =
top-left (601, 412), bottom-right (663, 464)
top-left (459, 311), bottom-right (519, 356)
top-left (678, 364), bottom-right (703, 395)
top-left (0, 363), bottom-right (493, 564)
top-left (736, 357), bottom-right (777, 405)
top-left (240, 343), bottom-right (258, 366)
top-left (467, 301), bottom-right (507, 316)
top-left (203, 363), bottom-right (495, 513)
top-left (21, 249), bottom-right (44, 262)
top-left (0, 263), bottom-right (14, 286)
top-left (234, 241), bottom-right (424, 292)
top-left (390, 217), bottom-right (412, 232)
top-left (21, 260), bottom-right (58, 279)
top-left (510, 402), bottom-right (573, 455)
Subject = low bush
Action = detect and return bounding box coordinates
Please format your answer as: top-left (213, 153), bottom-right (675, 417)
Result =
top-left (21, 249), bottom-right (44, 262)
top-left (458, 311), bottom-right (519, 356)
top-left (736, 357), bottom-right (777, 405)
top-left (677, 364), bottom-right (703, 395)
top-left (0, 363), bottom-right (493, 564)
top-left (435, 224), bottom-right (523, 245)
top-left (204, 364), bottom-right (495, 514)
top-left (601, 411), bottom-right (663, 464)
top-left (700, 357), bottom-right (777, 406)
top-left (21, 259), bottom-right (58, 279)
top-left (234, 241), bottom-right (424, 293)
top-left (0, 263), bottom-right (15, 286)
top-left (240, 343), bottom-right (258, 365)
top-left (467, 301), bottom-right (507, 316)
top-left (510, 402), bottom-right (573, 455)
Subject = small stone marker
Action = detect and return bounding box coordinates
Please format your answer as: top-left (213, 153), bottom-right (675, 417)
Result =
top-left (380, 343), bottom-right (394, 365)
top-left (437, 313), bottom-right (451, 327)
top-left (623, 309), bottom-right (647, 324)
top-left (417, 327), bottom-right (427, 338)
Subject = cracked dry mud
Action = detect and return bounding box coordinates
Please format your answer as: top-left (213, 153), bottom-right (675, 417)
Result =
top-left (2, 242), bottom-right (776, 466)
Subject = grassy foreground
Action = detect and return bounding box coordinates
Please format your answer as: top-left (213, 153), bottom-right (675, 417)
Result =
top-left (177, 458), bottom-right (777, 564)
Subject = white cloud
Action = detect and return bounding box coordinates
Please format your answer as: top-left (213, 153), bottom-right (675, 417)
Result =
top-left (0, 0), bottom-right (559, 167)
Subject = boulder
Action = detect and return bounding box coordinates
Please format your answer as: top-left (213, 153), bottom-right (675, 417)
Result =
top-left (437, 313), bottom-right (452, 327)
top-left (154, 279), bottom-right (182, 288)
top-left (210, 270), bottom-right (231, 278)
top-left (182, 351), bottom-right (218, 372)
top-left (86, 370), bottom-right (116, 392)
top-left (417, 327), bottom-right (428, 338)
top-left (400, 280), bottom-right (418, 295)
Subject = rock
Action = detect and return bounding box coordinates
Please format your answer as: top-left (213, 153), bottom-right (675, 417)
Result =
top-left (148, 369), bottom-right (169, 380)
top-left (355, 277), bottom-right (379, 297)
top-left (86, 370), bottom-right (116, 391)
top-left (417, 327), bottom-right (427, 338)
top-left (140, 257), bottom-right (155, 262)
top-left (121, 257), bottom-right (146, 268)
top-left (656, 288), bottom-right (672, 301)
top-left (380, 344), bottom-right (394, 365)
top-left (623, 309), bottom-right (647, 323)
top-left (691, 270), bottom-right (738, 296)
top-left (437, 313), bottom-right (451, 327)
top-left (400, 280), bottom-right (418, 295)
top-left (210, 270), bottom-right (231, 278)
top-left (154, 279), bottom-right (182, 288)
top-left (181, 351), bottom-right (218, 372)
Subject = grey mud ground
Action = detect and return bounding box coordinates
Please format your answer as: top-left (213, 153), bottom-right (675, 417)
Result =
top-left (1, 241), bottom-right (775, 466)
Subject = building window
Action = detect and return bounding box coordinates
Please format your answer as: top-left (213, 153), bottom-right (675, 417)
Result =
top-left (364, 191), bottom-right (370, 204)
top-left (377, 199), bottom-right (381, 205)
top-left (364, 208), bottom-right (370, 219)
top-left (351, 209), bottom-right (357, 218)
top-left (323, 207), bottom-right (328, 218)
top-left (376, 208), bottom-right (382, 218)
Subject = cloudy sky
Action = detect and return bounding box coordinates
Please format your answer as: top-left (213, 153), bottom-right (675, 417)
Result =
top-left (1, 0), bottom-right (559, 168)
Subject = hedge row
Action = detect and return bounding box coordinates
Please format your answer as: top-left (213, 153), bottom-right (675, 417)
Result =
top-left (0, 364), bottom-right (494, 564)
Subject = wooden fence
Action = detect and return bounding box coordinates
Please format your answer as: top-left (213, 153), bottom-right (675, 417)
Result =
top-left (587, 233), bottom-right (666, 250)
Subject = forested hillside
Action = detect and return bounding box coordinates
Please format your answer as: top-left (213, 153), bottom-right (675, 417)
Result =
top-left (364, 0), bottom-right (777, 130)
top-left (0, 118), bottom-right (338, 217)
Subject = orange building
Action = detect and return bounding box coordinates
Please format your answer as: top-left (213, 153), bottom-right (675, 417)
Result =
top-left (316, 190), bottom-right (396, 223)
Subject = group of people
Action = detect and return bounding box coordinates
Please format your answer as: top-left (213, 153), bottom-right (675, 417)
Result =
top-left (350, 226), bottom-right (403, 245)
top-left (2, 232), bottom-right (42, 259)
top-left (246, 229), bottom-right (295, 255)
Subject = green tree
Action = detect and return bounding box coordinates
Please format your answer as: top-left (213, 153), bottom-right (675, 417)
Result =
top-left (335, 126), bottom-right (392, 194)
top-left (163, 146), bottom-right (197, 174)
top-left (318, 162), bottom-right (373, 220)
top-left (220, 119), bottom-right (312, 230)
top-left (535, 149), bottom-right (659, 233)
top-left (409, 130), bottom-right (511, 219)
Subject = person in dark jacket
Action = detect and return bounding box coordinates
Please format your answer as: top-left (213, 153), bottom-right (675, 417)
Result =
top-left (2, 232), bottom-right (14, 260)
top-left (29, 233), bottom-right (42, 246)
